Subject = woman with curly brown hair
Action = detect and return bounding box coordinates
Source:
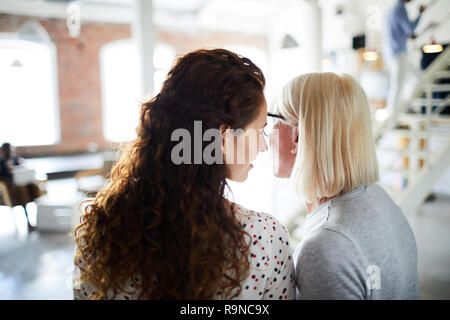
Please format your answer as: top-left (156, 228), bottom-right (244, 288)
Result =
top-left (73, 48), bottom-right (295, 300)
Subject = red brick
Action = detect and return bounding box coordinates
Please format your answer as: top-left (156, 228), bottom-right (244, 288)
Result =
top-left (0, 14), bottom-right (267, 157)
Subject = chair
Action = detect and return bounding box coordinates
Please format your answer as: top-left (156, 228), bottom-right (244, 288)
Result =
top-left (74, 157), bottom-right (116, 197)
top-left (0, 178), bottom-right (46, 231)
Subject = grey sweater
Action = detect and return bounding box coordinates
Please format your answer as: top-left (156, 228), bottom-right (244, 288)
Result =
top-left (294, 184), bottom-right (420, 300)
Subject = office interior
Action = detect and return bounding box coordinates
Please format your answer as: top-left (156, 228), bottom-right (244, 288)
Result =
top-left (0, 0), bottom-right (449, 299)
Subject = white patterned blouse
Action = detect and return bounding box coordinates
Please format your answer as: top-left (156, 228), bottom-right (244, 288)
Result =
top-left (73, 203), bottom-right (296, 300)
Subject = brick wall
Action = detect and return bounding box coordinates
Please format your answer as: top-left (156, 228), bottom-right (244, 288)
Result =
top-left (0, 14), bottom-right (268, 158)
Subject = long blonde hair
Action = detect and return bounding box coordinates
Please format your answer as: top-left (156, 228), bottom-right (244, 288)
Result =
top-left (277, 72), bottom-right (379, 202)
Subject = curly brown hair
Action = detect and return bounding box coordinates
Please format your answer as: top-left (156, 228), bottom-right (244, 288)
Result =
top-left (74, 48), bottom-right (266, 299)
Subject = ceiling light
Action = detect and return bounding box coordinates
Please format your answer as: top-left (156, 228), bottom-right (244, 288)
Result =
top-left (281, 34), bottom-right (299, 49)
top-left (363, 50), bottom-right (378, 62)
top-left (10, 59), bottom-right (23, 67)
top-left (422, 44), bottom-right (443, 54)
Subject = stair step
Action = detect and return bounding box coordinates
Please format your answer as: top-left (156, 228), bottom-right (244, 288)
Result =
top-left (427, 84), bottom-right (450, 92)
top-left (389, 128), bottom-right (450, 138)
top-left (376, 146), bottom-right (429, 158)
top-left (398, 113), bottom-right (450, 124)
top-left (410, 98), bottom-right (450, 106)
top-left (435, 70), bottom-right (450, 79)
top-left (380, 167), bottom-right (421, 176)
top-left (390, 128), bottom-right (430, 138)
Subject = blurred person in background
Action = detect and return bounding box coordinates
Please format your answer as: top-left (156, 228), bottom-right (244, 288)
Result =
top-left (0, 142), bottom-right (42, 231)
top-left (0, 142), bottom-right (24, 181)
top-left (384, 0), bottom-right (426, 122)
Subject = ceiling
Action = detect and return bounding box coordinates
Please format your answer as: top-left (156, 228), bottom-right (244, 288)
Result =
top-left (2, 0), bottom-right (447, 40)
top-left (0, 0), bottom-right (294, 34)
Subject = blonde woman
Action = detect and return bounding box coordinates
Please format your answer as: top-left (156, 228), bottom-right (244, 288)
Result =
top-left (268, 72), bottom-right (420, 299)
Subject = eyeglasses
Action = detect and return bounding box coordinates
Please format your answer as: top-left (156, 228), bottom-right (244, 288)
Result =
top-left (267, 112), bottom-right (286, 120)
top-left (261, 112), bottom-right (286, 137)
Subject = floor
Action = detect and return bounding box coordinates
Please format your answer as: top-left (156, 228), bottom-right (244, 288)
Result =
top-left (409, 196), bottom-right (450, 299)
top-left (0, 179), bottom-right (449, 300)
top-left (0, 179), bottom-right (79, 300)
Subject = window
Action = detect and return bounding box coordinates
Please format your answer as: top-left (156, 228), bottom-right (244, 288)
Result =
top-left (0, 35), bottom-right (59, 146)
top-left (100, 40), bottom-right (175, 142)
top-left (100, 39), bottom-right (141, 142)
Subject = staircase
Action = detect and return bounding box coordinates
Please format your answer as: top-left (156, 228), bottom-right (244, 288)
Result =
top-left (376, 46), bottom-right (450, 216)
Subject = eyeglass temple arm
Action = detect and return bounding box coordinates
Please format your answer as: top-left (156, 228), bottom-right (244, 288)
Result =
top-left (267, 112), bottom-right (286, 120)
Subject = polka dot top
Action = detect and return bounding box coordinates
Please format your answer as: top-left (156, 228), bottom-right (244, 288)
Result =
top-left (223, 204), bottom-right (296, 300)
top-left (73, 203), bottom-right (296, 300)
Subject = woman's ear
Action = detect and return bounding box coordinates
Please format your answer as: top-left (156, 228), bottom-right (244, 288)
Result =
top-left (291, 125), bottom-right (298, 154)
